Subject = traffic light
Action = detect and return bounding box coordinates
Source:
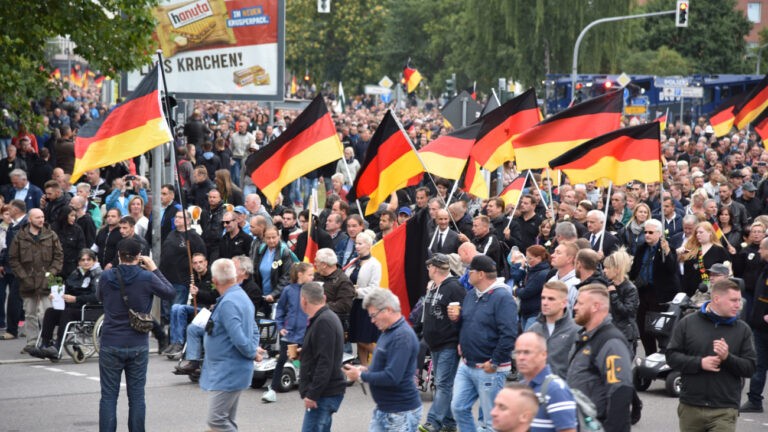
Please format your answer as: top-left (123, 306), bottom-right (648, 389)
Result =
top-left (445, 78), bottom-right (455, 96)
top-left (676, 1), bottom-right (689, 28)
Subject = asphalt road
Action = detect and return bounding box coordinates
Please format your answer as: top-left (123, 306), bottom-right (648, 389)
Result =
top-left (0, 339), bottom-right (767, 431)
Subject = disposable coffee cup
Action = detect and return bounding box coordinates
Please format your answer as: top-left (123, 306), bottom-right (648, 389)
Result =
top-left (287, 344), bottom-right (299, 359)
top-left (448, 302), bottom-right (461, 314)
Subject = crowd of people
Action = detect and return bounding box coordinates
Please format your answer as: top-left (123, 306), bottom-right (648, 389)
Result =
top-left (0, 83), bottom-right (766, 432)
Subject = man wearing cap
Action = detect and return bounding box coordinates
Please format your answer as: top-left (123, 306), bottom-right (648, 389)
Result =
top-left (691, 263), bottom-right (730, 306)
top-left (448, 255), bottom-right (517, 432)
top-left (219, 211), bottom-right (252, 259)
top-left (737, 182), bottom-right (763, 221)
top-left (231, 205), bottom-right (251, 235)
top-left (418, 254), bottom-right (466, 432)
top-left (397, 206), bottom-right (412, 225)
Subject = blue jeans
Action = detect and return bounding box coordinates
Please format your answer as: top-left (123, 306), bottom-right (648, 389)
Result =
top-left (289, 179), bottom-right (303, 205)
top-left (451, 362), bottom-right (507, 432)
top-left (230, 157), bottom-right (242, 187)
top-left (169, 304), bottom-right (195, 344)
top-left (368, 406), bottom-right (422, 432)
top-left (162, 283), bottom-right (189, 324)
top-left (185, 324), bottom-right (206, 360)
top-left (301, 393), bottom-right (344, 432)
top-left (426, 347), bottom-right (459, 429)
top-left (0, 275), bottom-right (8, 328)
top-left (99, 345), bottom-right (149, 432)
top-left (748, 330), bottom-right (768, 404)
top-left (521, 315), bottom-right (538, 331)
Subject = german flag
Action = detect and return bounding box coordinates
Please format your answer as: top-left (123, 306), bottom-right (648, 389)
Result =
top-left (461, 155), bottom-right (489, 199)
top-left (371, 206), bottom-right (430, 320)
top-left (51, 68), bottom-right (61, 80)
top-left (500, 174), bottom-right (528, 210)
top-left (514, 90), bottom-right (623, 170)
top-left (418, 124), bottom-right (481, 180)
top-left (72, 65), bottom-right (172, 181)
top-left (246, 95), bottom-right (343, 205)
top-left (754, 109), bottom-right (768, 141)
top-left (471, 88), bottom-right (540, 171)
top-left (403, 63), bottom-right (422, 94)
top-left (548, 122), bottom-right (662, 185)
top-left (734, 75), bottom-right (768, 130)
top-left (350, 110), bottom-right (423, 215)
top-left (709, 93), bottom-right (745, 138)
top-left (93, 75), bottom-right (105, 89)
top-left (655, 109), bottom-right (668, 133)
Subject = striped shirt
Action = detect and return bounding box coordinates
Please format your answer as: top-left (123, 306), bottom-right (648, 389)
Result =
top-left (523, 365), bottom-right (578, 432)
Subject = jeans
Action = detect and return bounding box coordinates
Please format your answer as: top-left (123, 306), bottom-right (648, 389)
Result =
top-left (271, 340), bottom-right (291, 389)
top-left (99, 345), bottom-right (149, 432)
top-left (185, 324), bottom-right (205, 360)
top-left (162, 283), bottom-right (189, 324)
top-left (368, 406), bottom-right (422, 432)
top-left (5, 275), bottom-right (22, 336)
top-left (207, 390), bottom-right (241, 432)
top-left (301, 393), bottom-right (344, 432)
top-left (169, 304), bottom-right (195, 344)
top-left (230, 157), bottom-right (242, 187)
top-left (243, 184), bottom-right (258, 197)
top-left (451, 362), bottom-right (506, 432)
top-left (426, 347), bottom-right (459, 429)
top-left (301, 177), bottom-right (319, 206)
top-left (748, 330), bottom-right (768, 404)
top-left (521, 315), bottom-right (537, 331)
top-left (0, 274), bottom-right (7, 327)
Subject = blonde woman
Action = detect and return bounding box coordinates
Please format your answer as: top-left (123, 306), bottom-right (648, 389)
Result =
top-left (680, 221), bottom-right (728, 296)
top-left (345, 231), bottom-right (382, 366)
top-left (603, 248), bottom-right (640, 354)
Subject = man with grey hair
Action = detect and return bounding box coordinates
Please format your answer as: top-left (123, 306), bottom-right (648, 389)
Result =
top-left (583, 209), bottom-right (619, 257)
top-left (3, 168), bottom-right (43, 211)
top-left (244, 193), bottom-right (272, 224)
top-left (299, 281), bottom-right (346, 430)
top-left (343, 288), bottom-right (422, 431)
top-left (200, 258), bottom-right (260, 432)
top-left (74, 181), bottom-right (104, 229)
top-left (313, 248), bottom-right (355, 319)
top-left (554, 221), bottom-right (578, 245)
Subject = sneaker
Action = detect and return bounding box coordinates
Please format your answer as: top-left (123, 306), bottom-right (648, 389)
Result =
top-left (40, 346), bottom-right (59, 359)
top-left (164, 343), bottom-right (183, 356)
top-left (174, 360), bottom-right (201, 375)
top-left (740, 401), bottom-right (763, 413)
top-left (0, 332), bottom-right (17, 340)
top-left (21, 345), bottom-right (36, 355)
top-left (418, 423), bottom-right (437, 432)
top-left (27, 347), bottom-right (46, 359)
top-left (261, 387), bottom-right (277, 403)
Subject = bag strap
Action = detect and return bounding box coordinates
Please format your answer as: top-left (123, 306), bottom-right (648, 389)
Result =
top-left (538, 374), bottom-right (558, 404)
top-left (115, 267), bottom-right (132, 310)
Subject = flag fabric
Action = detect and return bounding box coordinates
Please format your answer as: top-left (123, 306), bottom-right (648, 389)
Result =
top-left (712, 221), bottom-right (725, 241)
top-left (418, 124), bottom-right (481, 180)
top-left (51, 68), bottom-right (61, 80)
top-left (72, 65), bottom-right (172, 182)
top-left (514, 90), bottom-right (624, 170)
top-left (754, 109), bottom-right (768, 141)
top-left (337, 81), bottom-right (347, 112)
top-left (370, 207), bottom-right (430, 320)
top-left (350, 110), bottom-right (423, 215)
top-left (403, 64), bottom-right (422, 94)
top-left (734, 74), bottom-right (768, 130)
top-left (500, 174), bottom-right (528, 210)
top-left (548, 122), bottom-right (662, 185)
top-left (471, 88), bottom-right (540, 171)
top-left (93, 75), bottom-right (105, 89)
top-left (709, 93), bottom-right (745, 138)
top-left (461, 155), bottom-right (490, 199)
top-left (655, 109), bottom-right (668, 133)
top-left (246, 95), bottom-right (343, 205)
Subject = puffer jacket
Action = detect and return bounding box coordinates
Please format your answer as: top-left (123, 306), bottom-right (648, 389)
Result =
top-left (9, 223), bottom-right (63, 297)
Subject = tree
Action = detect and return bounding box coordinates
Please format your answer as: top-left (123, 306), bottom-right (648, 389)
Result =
top-left (0, 1), bottom-right (160, 133)
top-left (620, 46), bottom-right (692, 76)
top-left (636, 0), bottom-right (751, 74)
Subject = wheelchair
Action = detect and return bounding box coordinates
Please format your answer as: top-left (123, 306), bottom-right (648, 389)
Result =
top-left (35, 304), bottom-right (104, 363)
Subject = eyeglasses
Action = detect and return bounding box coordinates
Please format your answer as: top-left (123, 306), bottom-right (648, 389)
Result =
top-left (369, 309), bottom-right (385, 320)
top-left (644, 231), bottom-right (657, 234)
top-left (222, 220), bottom-right (234, 224)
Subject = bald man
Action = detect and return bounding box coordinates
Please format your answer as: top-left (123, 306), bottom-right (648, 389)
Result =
top-left (491, 383), bottom-right (539, 432)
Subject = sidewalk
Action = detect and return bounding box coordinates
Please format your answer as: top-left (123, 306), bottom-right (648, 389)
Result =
top-left (0, 333), bottom-right (47, 365)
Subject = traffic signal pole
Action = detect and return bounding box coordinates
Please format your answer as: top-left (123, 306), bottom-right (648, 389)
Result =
top-left (570, 10), bottom-right (676, 103)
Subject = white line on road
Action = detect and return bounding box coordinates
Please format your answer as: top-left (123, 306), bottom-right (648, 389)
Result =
top-left (31, 365), bottom-right (124, 387)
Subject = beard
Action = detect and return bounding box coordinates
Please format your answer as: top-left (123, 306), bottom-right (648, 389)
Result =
top-left (574, 308), bottom-right (590, 326)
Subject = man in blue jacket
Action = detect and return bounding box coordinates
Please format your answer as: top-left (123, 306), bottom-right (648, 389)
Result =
top-left (97, 238), bottom-right (175, 432)
top-left (448, 255), bottom-right (518, 432)
top-left (200, 258), bottom-right (260, 432)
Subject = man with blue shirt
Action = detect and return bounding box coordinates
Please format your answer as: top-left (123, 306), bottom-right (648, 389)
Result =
top-left (515, 332), bottom-right (577, 432)
top-left (448, 254), bottom-right (518, 432)
top-left (343, 288), bottom-right (421, 431)
top-left (200, 258), bottom-right (261, 432)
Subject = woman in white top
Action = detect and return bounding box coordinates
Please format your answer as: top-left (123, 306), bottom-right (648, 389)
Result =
top-left (345, 230), bottom-right (381, 366)
top-left (128, 196), bottom-right (149, 238)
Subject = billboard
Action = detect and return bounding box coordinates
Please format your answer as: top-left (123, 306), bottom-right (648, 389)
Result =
top-left (123, 0), bottom-right (285, 101)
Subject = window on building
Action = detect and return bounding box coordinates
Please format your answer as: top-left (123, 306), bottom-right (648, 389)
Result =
top-left (748, 2), bottom-right (761, 23)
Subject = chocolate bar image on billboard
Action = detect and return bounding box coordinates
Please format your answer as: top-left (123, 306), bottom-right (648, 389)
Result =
top-left (233, 65), bottom-right (270, 86)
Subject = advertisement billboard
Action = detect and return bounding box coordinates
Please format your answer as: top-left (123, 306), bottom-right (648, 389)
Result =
top-left (123, 0), bottom-right (285, 101)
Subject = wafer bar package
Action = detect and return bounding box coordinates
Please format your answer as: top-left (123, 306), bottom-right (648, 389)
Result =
top-left (154, 0), bottom-right (236, 57)
top-left (233, 65), bottom-right (270, 87)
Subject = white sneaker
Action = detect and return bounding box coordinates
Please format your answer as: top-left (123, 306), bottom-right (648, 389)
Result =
top-left (261, 388), bottom-right (276, 403)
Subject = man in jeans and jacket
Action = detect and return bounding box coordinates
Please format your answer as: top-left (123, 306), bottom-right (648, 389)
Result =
top-left (298, 281), bottom-right (346, 431)
top-left (419, 254), bottom-right (466, 432)
top-left (448, 255), bottom-right (517, 432)
top-left (97, 239), bottom-right (174, 431)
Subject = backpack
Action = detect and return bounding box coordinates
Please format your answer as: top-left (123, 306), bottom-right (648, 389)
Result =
top-left (539, 374), bottom-right (604, 432)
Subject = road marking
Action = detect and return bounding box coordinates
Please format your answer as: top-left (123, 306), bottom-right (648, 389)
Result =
top-left (31, 365), bottom-right (124, 387)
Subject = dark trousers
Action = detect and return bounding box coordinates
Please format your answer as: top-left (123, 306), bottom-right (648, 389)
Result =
top-left (748, 330), bottom-right (768, 404)
top-left (40, 307), bottom-right (82, 347)
top-left (5, 275), bottom-right (22, 336)
top-left (637, 285), bottom-right (664, 355)
top-left (271, 340), bottom-right (296, 389)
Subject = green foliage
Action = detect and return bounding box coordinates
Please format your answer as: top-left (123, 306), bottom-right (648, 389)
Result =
top-left (636, 0), bottom-right (752, 74)
top-left (620, 46), bottom-right (692, 76)
top-left (0, 0), bottom-right (159, 132)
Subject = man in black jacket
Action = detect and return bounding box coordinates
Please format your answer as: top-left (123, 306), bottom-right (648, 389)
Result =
top-left (218, 211), bottom-right (252, 259)
top-left (741, 237), bottom-right (768, 413)
top-left (298, 281), bottom-right (346, 430)
top-left (159, 210), bottom-right (207, 323)
top-left (666, 279), bottom-right (756, 431)
top-left (419, 254), bottom-right (466, 432)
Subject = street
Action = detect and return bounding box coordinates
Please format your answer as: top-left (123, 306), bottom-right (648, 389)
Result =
top-left (1, 338), bottom-right (767, 431)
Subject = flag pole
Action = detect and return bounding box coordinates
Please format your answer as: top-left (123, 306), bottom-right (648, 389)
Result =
top-left (339, 154), bottom-right (365, 216)
top-left (598, 180), bottom-right (612, 253)
top-left (505, 171), bottom-right (531, 230)
top-left (156, 50), bottom-right (196, 313)
top-left (546, 167), bottom-right (555, 218)
top-left (389, 109), bottom-right (461, 231)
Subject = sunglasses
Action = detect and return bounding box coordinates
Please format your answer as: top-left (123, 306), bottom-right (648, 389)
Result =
top-left (222, 220), bottom-right (234, 224)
